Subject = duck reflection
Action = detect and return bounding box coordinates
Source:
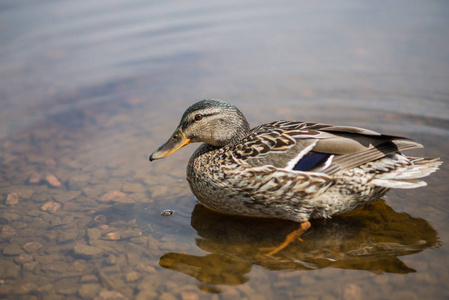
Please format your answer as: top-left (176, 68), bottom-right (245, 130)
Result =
top-left (159, 200), bottom-right (440, 287)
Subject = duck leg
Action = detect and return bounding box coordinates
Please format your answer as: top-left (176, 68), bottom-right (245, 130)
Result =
top-left (264, 221), bottom-right (311, 256)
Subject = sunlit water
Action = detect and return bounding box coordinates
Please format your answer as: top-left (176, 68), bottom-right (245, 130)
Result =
top-left (1, 1), bottom-right (449, 299)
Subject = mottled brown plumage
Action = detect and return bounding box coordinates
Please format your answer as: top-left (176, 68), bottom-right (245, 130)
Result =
top-left (150, 99), bottom-right (441, 254)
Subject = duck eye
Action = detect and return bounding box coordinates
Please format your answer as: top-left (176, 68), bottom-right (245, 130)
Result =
top-left (194, 114), bottom-right (203, 121)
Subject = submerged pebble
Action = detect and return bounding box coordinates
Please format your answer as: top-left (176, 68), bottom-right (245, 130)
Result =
top-left (45, 175), bottom-right (62, 187)
top-left (99, 191), bottom-right (128, 203)
top-left (40, 201), bottom-right (61, 213)
top-left (23, 242), bottom-right (44, 253)
top-left (5, 193), bottom-right (19, 205)
top-left (161, 209), bottom-right (174, 216)
top-left (104, 231), bottom-right (121, 241)
top-left (0, 225), bottom-right (16, 239)
top-left (27, 173), bottom-right (42, 185)
top-left (14, 253), bottom-right (34, 264)
top-left (125, 271), bottom-right (142, 283)
top-left (80, 274), bottom-right (100, 283)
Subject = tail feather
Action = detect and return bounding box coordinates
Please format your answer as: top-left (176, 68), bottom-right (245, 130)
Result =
top-left (371, 178), bottom-right (427, 189)
top-left (372, 156), bottom-right (442, 189)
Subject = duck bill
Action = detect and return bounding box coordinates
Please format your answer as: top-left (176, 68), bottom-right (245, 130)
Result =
top-left (149, 129), bottom-right (191, 161)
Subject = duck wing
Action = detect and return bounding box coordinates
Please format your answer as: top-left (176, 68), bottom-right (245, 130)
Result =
top-left (233, 121), bottom-right (422, 175)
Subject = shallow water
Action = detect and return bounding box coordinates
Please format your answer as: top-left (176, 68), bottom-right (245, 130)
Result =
top-left (1, 1), bottom-right (449, 299)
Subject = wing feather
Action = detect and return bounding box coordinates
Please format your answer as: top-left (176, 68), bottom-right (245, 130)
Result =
top-left (232, 121), bottom-right (422, 174)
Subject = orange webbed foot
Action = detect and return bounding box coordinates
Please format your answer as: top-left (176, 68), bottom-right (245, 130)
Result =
top-left (261, 221), bottom-right (311, 256)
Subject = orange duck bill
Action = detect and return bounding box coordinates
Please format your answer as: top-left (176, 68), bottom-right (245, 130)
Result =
top-left (149, 128), bottom-right (191, 161)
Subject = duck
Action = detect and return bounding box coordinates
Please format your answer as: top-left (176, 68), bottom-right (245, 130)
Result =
top-left (149, 99), bottom-right (441, 255)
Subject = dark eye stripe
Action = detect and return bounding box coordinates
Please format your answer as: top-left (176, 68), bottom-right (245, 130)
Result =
top-left (182, 112), bottom-right (220, 130)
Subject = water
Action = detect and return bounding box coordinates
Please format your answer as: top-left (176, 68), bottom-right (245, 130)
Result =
top-left (1, 1), bottom-right (449, 299)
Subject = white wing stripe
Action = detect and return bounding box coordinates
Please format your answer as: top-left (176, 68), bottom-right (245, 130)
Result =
top-left (283, 141), bottom-right (317, 170)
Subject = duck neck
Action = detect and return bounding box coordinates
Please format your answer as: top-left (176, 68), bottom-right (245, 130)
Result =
top-left (223, 117), bottom-right (251, 147)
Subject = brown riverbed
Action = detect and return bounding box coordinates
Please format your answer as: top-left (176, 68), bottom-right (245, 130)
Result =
top-left (1, 1), bottom-right (449, 299)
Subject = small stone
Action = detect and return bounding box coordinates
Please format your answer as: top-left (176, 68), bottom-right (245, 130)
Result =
top-left (161, 209), bottom-right (174, 216)
top-left (45, 175), bottom-right (62, 187)
top-left (23, 242), bottom-right (44, 253)
top-left (78, 284), bottom-right (101, 299)
top-left (2, 244), bottom-right (23, 256)
top-left (40, 201), bottom-right (61, 213)
top-left (87, 228), bottom-right (102, 241)
top-left (5, 193), bottom-right (19, 205)
top-left (73, 244), bottom-right (104, 257)
top-left (80, 274), bottom-right (100, 283)
top-left (1, 225), bottom-right (16, 239)
top-left (27, 173), bottom-right (42, 185)
top-left (125, 271), bottom-right (142, 283)
top-left (14, 253), bottom-right (34, 264)
top-left (104, 231), bottom-right (121, 240)
top-left (99, 191), bottom-right (128, 203)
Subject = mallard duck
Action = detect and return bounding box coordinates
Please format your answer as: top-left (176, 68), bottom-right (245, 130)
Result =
top-left (150, 99), bottom-right (441, 254)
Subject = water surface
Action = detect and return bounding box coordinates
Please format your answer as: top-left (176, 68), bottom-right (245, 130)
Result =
top-left (1, 1), bottom-right (449, 299)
